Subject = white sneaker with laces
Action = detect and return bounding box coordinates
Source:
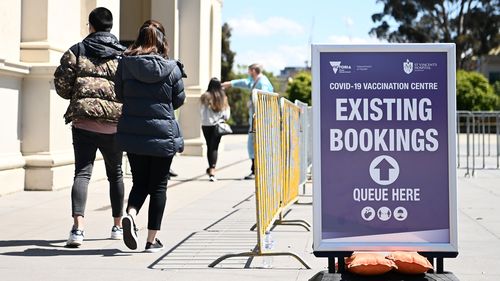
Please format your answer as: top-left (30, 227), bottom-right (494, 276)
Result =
top-left (110, 225), bottom-right (123, 240)
top-left (66, 228), bottom-right (84, 247)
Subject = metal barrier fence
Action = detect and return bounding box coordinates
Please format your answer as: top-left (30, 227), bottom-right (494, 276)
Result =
top-left (209, 90), bottom-right (310, 268)
top-left (295, 100), bottom-right (309, 188)
top-left (281, 99), bottom-right (301, 208)
top-left (456, 110), bottom-right (500, 177)
top-left (253, 90), bottom-right (282, 249)
top-left (306, 105), bottom-right (313, 178)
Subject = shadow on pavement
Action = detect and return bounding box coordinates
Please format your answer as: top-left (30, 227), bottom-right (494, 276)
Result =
top-left (0, 239), bottom-right (66, 248)
top-left (0, 238), bottom-right (111, 249)
top-left (1, 247), bottom-right (127, 257)
top-left (0, 238), bottom-right (130, 257)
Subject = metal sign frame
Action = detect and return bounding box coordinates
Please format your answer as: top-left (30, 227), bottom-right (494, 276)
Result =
top-left (312, 44), bottom-right (458, 254)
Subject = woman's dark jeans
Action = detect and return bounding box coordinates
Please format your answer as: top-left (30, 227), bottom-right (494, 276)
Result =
top-left (71, 128), bottom-right (124, 218)
top-left (126, 153), bottom-right (173, 230)
top-left (202, 126), bottom-right (222, 169)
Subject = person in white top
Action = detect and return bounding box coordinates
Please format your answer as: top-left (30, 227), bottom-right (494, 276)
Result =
top-left (200, 78), bottom-right (231, 181)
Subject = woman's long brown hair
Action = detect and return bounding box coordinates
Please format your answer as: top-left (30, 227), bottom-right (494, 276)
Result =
top-left (124, 20), bottom-right (169, 58)
top-left (201, 78), bottom-right (228, 112)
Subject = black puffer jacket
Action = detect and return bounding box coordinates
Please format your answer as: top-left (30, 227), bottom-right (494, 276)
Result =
top-left (115, 55), bottom-right (186, 157)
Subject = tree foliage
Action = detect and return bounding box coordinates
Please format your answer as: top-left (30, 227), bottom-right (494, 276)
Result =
top-left (221, 23), bottom-right (280, 127)
top-left (286, 71), bottom-right (312, 105)
top-left (456, 70), bottom-right (498, 110)
top-left (225, 69), bottom-right (279, 127)
top-left (370, 0), bottom-right (500, 69)
top-left (494, 81), bottom-right (500, 97)
top-left (221, 23), bottom-right (236, 82)
top-left (225, 73), bottom-right (248, 126)
top-left (221, 22), bottom-right (243, 126)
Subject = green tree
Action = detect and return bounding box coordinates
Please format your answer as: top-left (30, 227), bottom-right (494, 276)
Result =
top-left (493, 80), bottom-right (500, 97)
top-left (286, 71), bottom-right (312, 105)
top-left (456, 70), bottom-right (498, 110)
top-left (221, 23), bottom-right (236, 82)
top-left (225, 66), bottom-right (280, 127)
top-left (370, 0), bottom-right (500, 69)
top-left (220, 23), bottom-right (244, 126)
top-left (220, 25), bottom-right (280, 127)
top-left (225, 73), bottom-right (249, 126)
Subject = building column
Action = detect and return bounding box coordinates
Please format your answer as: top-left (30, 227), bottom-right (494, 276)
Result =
top-left (20, 0), bottom-right (117, 190)
top-left (0, 62), bottom-right (28, 196)
top-left (151, 0), bottom-right (179, 60)
top-left (0, 0), bottom-right (28, 196)
top-left (209, 0), bottom-right (222, 80)
top-left (176, 0), bottom-right (222, 156)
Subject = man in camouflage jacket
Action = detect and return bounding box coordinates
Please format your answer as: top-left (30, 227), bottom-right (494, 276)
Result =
top-left (54, 23), bottom-right (124, 123)
top-left (54, 7), bottom-right (126, 248)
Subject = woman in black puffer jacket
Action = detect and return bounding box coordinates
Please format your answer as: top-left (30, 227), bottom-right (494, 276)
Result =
top-left (115, 20), bottom-right (186, 253)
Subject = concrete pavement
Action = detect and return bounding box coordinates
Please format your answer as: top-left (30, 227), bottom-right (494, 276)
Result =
top-left (0, 134), bottom-right (499, 281)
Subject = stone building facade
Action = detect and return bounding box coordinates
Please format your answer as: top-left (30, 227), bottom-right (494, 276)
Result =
top-left (0, 0), bottom-right (222, 195)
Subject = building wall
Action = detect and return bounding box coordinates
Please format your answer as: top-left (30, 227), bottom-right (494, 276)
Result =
top-left (0, 0), bottom-right (26, 195)
top-left (0, 0), bottom-right (222, 195)
top-left (479, 55), bottom-right (500, 84)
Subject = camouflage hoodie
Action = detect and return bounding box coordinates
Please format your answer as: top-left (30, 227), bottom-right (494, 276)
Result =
top-left (54, 32), bottom-right (126, 124)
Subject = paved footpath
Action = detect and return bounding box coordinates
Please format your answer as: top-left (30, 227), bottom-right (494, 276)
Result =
top-left (0, 134), bottom-right (499, 281)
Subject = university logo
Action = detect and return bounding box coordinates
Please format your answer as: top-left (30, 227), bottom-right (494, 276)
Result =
top-left (330, 61), bottom-right (341, 74)
top-left (403, 59), bottom-right (413, 74)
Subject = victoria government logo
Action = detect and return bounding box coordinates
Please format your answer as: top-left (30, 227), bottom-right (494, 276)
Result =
top-left (330, 61), bottom-right (341, 73)
top-left (403, 59), bottom-right (413, 74)
top-left (329, 61), bottom-right (351, 74)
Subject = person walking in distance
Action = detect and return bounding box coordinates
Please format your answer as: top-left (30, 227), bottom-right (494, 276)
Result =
top-left (54, 7), bottom-right (126, 247)
top-left (115, 20), bottom-right (186, 253)
top-left (222, 63), bottom-right (274, 179)
top-left (200, 78), bottom-right (231, 182)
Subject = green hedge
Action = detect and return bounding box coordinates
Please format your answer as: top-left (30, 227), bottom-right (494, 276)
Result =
top-left (457, 70), bottom-right (498, 111)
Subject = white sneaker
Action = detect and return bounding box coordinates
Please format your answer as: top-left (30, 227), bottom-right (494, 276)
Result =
top-left (209, 175), bottom-right (217, 182)
top-left (66, 228), bottom-right (84, 247)
top-left (110, 225), bottom-right (123, 240)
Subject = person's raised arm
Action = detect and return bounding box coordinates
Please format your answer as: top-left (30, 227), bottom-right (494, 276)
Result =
top-left (223, 78), bottom-right (251, 91)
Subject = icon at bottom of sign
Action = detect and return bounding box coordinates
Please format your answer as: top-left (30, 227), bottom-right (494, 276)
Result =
top-left (394, 206), bottom-right (408, 221)
top-left (361, 206), bottom-right (376, 221)
top-left (361, 206), bottom-right (408, 222)
top-left (377, 206), bottom-right (391, 221)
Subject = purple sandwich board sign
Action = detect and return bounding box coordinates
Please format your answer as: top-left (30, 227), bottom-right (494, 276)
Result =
top-left (312, 44), bottom-right (458, 254)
